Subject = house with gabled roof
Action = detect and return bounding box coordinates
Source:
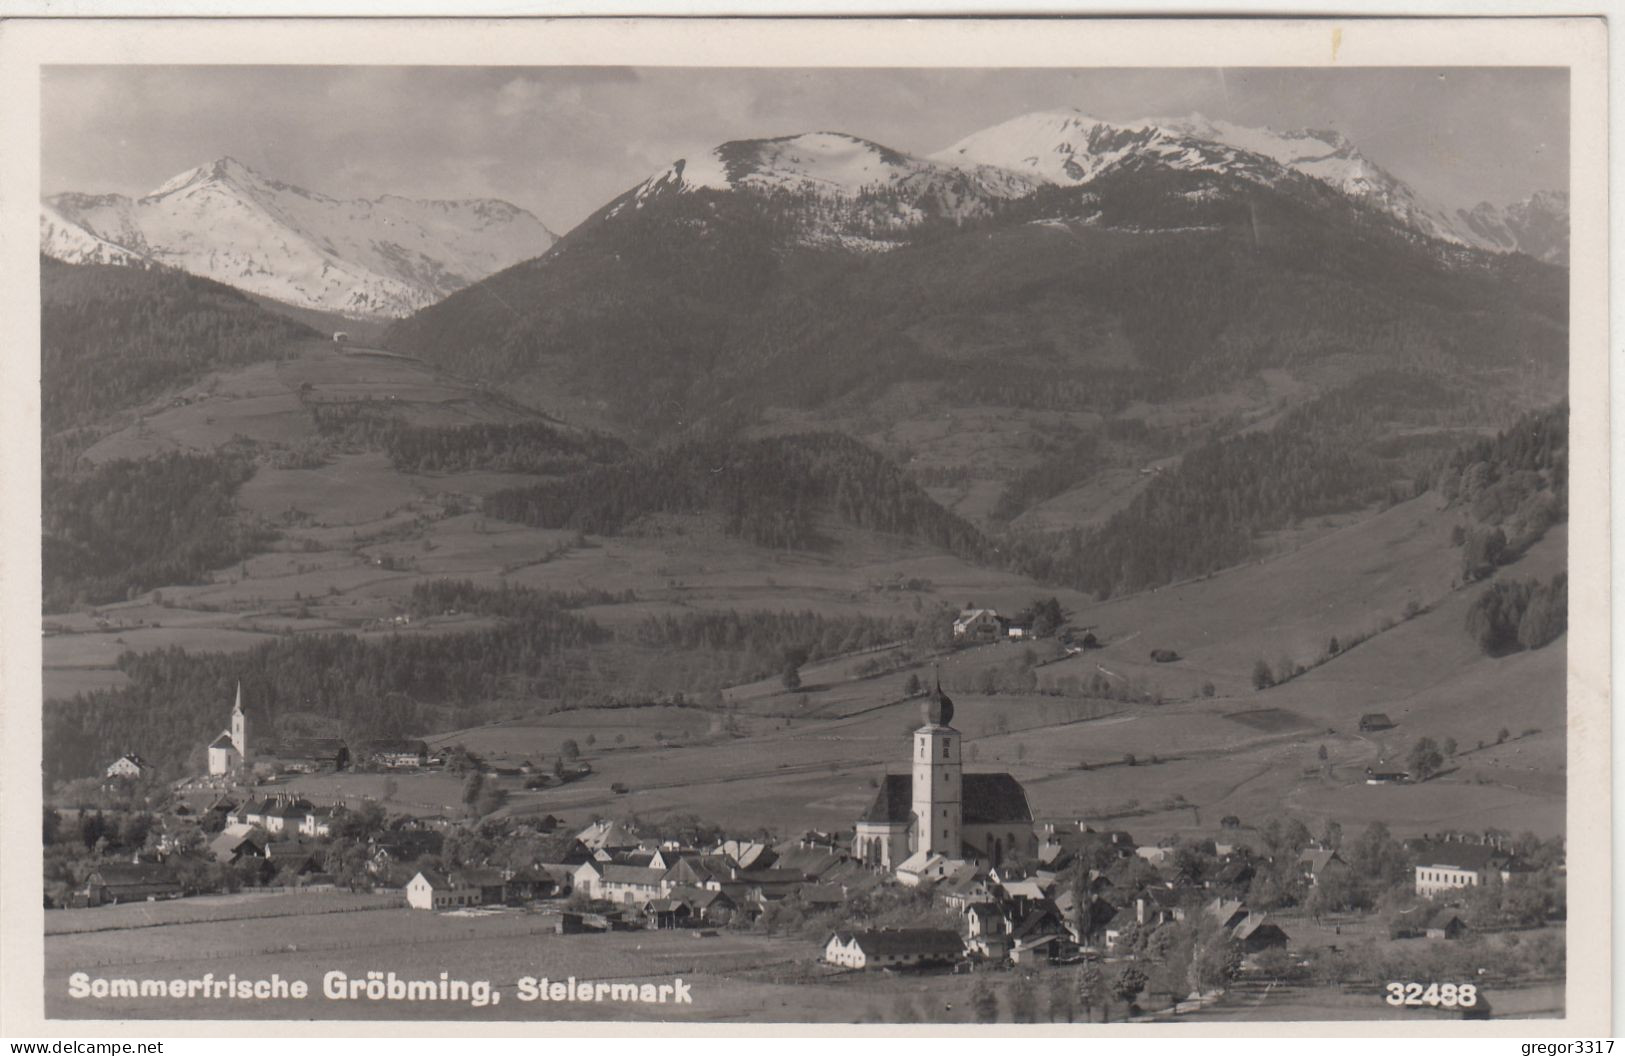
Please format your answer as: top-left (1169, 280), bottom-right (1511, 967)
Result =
top-left (82, 862), bottom-right (182, 905)
top-left (104, 753), bottom-right (149, 780)
top-left (405, 869), bottom-right (477, 910)
top-left (1412, 840), bottom-right (1517, 896)
top-left (823, 929), bottom-right (964, 970)
top-left (1297, 848), bottom-right (1351, 887)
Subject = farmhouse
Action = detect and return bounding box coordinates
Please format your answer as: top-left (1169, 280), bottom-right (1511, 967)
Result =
top-left (853, 683), bottom-right (1037, 873)
top-left (952, 608), bottom-right (1004, 643)
top-left (405, 869), bottom-right (478, 910)
top-left (823, 929), bottom-right (964, 970)
top-left (1231, 913), bottom-right (1290, 954)
top-left (1412, 841), bottom-right (1515, 897)
top-left (82, 862), bottom-right (182, 906)
top-left (1426, 908), bottom-right (1469, 940)
top-left (104, 753), bottom-right (148, 780)
top-left (1297, 849), bottom-right (1351, 887)
top-left (1359, 712), bottom-right (1396, 732)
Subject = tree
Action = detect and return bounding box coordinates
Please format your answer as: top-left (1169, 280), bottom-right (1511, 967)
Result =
top-left (560, 739), bottom-right (581, 760)
top-left (1407, 737), bottom-right (1444, 782)
top-left (1251, 659), bottom-right (1274, 690)
top-left (1317, 744), bottom-right (1329, 762)
top-left (1327, 636), bottom-right (1341, 655)
top-left (1046, 970), bottom-right (1077, 1022)
top-left (1188, 926), bottom-right (1244, 992)
top-left (1075, 962), bottom-right (1107, 1023)
top-left (1497, 727), bottom-right (1511, 745)
top-left (1110, 965), bottom-right (1148, 1018)
top-left (904, 672), bottom-right (923, 697)
top-left (970, 978), bottom-right (999, 1023)
top-left (461, 770), bottom-right (485, 809)
top-left (1442, 737), bottom-right (1458, 758)
top-left (781, 663), bottom-right (802, 691)
top-left (1006, 972), bottom-right (1039, 1023)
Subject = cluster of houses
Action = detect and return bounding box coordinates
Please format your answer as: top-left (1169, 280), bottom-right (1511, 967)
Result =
top-left (404, 820), bottom-right (880, 934)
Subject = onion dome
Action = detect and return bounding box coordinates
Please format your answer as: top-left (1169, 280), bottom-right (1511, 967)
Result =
top-left (921, 679), bottom-right (955, 727)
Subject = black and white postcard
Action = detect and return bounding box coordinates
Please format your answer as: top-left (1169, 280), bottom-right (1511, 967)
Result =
top-left (0, 15), bottom-right (1610, 1037)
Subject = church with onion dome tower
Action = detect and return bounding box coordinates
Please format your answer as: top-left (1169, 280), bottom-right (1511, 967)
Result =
top-left (853, 678), bottom-right (1037, 873)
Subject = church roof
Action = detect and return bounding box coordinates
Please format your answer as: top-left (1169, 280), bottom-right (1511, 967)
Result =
top-left (860, 773), bottom-right (1033, 826)
top-left (210, 732), bottom-right (236, 750)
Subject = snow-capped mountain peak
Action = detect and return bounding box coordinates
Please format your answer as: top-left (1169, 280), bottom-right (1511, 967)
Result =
top-left (933, 108), bottom-right (1471, 247)
top-left (44, 161), bottom-right (559, 317)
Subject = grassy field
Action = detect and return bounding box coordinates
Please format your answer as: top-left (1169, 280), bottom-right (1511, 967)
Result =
top-left (44, 896), bottom-right (1564, 1023)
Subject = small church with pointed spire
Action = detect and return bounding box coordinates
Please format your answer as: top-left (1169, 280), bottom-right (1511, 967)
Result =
top-left (207, 683), bottom-right (252, 775)
top-left (853, 676), bottom-right (1036, 874)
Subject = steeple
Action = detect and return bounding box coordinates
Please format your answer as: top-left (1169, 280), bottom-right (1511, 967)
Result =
top-left (920, 667), bottom-right (955, 728)
top-left (230, 681), bottom-right (249, 761)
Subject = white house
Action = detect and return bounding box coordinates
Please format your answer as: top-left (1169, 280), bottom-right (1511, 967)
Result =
top-left (952, 608), bottom-right (1004, 643)
top-left (1414, 842), bottom-right (1515, 897)
top-left (823, 929), bottom-right (964, 970)
top-left (104, 754), bottom-right (148, 780)
top-left (405, 870), bottom-right (477, 910)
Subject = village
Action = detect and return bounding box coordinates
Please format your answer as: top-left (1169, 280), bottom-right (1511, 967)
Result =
top-left (46, 627), bottom-right (1567, 1023)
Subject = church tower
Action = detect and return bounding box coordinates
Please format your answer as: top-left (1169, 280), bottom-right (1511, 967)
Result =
top-left (912, 678), bottom-right (961, 858)
top-left (230, 681), bottom-right (250, 762)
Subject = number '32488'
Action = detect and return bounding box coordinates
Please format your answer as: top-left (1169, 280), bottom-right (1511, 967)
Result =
top-left (1385, 982), bottom-right (1477, 1008)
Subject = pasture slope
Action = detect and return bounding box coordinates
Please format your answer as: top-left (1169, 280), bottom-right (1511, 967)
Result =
top-left (351, 495), bottom-right (1564, 845)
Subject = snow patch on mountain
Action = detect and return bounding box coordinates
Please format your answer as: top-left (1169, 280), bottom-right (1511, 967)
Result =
top-left (1454, 190), bottom-right (1569, 265)
top-left (40, 203), bottom-right (147, 267)
top-left (934, 109), bottom-right (1472, 247)
top-left (43, 158), bottom-right (559, 317)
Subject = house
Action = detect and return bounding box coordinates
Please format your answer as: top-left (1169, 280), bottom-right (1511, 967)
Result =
top-left (964, 902), bottom-right (1009, 958)
top-left (1214, 859), bottom-right (1256, 889)
top-left (1413, 842), bottom-right (1516, 897)
top-left (1206, 897), bottom-right (1250, 931)
top-left (104, 753), bottom-right (148, 780)
top-left (938, 867), bottom-right (994, 911)
top-left (895, 851), bottom-right (954, 888)
top-left (1359, 712), bottom-right (1396, 732)
top-left (208, 825), bottom-right (268, 865)
top-left (575, 861), bottom-right (666, 905)
top-left (1297, 849), bottom-right (1351, 887)
top-left (1232, 913), bottom-right (1290, 954)
top-left (666, 885), bottom-right (736, 926)
top-left (643, 898), bottom-right (692, 930)
top-left (405, 870), bottom-right (478, 910)
top-left (82, 862), bottom-right (182, 905)
top-left (577, 818), bottom-right (641, 854)
top-left (361, 739), bottom-right (430, 769)
top-left (299, 806), bottom-right (338, 838)
top-left (1365, 768), bottom-right (1410, 785)
top-left (264, 841), bottom-right (321, 880)
top-left (452, 868), bottom-right (508, 905)
top-left (1426, 908), bottom-right (1469, 940)
top-left (952, 608), bottom-right (1004, 643)
top-left (823, 929), bottom-right (964, 970)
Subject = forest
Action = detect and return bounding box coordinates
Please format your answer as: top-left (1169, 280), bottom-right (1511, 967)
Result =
top-left (484, 431), bottom-right (992, 558)
top-left (43, 587), bottom-right (933, 782)
top-left (1008, 374), bottom-right (1451, 597)
top-left (41, 257), bottom-right (315, 432)
top-left (308, 401), bottom-right (628, 476)
top-left (43, 450), bottom-right (271, 611)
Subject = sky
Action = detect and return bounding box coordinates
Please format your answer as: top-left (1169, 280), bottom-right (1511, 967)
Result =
top-left (42, 66), bottom-right (1568, 234)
